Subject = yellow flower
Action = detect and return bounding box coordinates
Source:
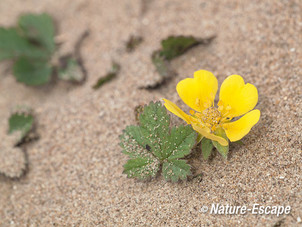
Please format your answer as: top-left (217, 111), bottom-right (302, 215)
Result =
top-left (163, 70), bottom-right (260, 146)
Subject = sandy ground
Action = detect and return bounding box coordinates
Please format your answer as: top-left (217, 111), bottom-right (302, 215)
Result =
top-left (0, 0), bottom-right (301, 226)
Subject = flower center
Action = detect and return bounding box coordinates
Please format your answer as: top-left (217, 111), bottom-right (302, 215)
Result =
top-left (201, 107), bottom-right (221, 130)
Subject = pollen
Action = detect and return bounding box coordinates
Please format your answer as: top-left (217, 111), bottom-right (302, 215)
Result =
top-left (201, 107), bottom-right (221, 130)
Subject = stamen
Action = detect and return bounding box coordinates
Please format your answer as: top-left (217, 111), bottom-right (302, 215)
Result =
top-left (195, 98), bottom-right (200, 106)
top-left (199, 107), bottom-right (221, 132)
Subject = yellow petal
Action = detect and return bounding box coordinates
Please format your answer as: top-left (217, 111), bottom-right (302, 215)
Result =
top-left (222, 109), bottom-right (260, 142)
top-left (176, 70), bottom-right (218, 112)
top-left (163, 98), bottom-right (192, 124)
top-left (219, 75), bottom-right (258, 118)
top-left (192, 124), bottom-right (228, 146)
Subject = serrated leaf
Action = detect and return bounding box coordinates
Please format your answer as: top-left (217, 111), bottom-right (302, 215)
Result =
top-left (120, 125), bottom-right (160, 180)
top-left (165, 125), bottom-right (196, 160)
top-left (13, 57), bottom-right (52, 86)
top-left (0, 28), bottom-right (47, 60)
top-left (212, 128), bottom-right (229, 159)
top-left (120, 101), bottom-right (197, 181)
top-left (162, 159), bottom-right (191, 182)
top-left (8, 111), bottom-right (34, 142)
top-left (139, 102), bottom-right (170, 159)
top-left (120, 126), bottom-right (149, 158)
top-left (201, 138), bottom-right (213, 160)
top-left (123, 158), bottom-right (160, 180)
top-left (18, 13), bottom-right (55, 54)
top-left (58, 58), bottom-right (84, 82)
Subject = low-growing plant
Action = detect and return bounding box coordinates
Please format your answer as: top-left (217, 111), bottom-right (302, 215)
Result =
top-left (120, 102), bottom-right (196, 182)
top-left (121, 70), bottom-right (260, 182)
top-left (0, 13), bottom-right (85, 86)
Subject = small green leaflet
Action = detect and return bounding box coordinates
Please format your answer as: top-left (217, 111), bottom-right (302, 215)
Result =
top-left (13, 57), bottom-right (52, 86)
top-left (234, 140), bottom-right (244, 145)
top-left (8, 111), bottom-right (34, 143)
top-left (120, 125), bottom-right (160, 180)
top-left (201, 138), bottom-right (213, 160)
top-left (120, 102), bottom-right (197, 182)
top-left (162, 159), bottom-right (191, 182)
top-left (0, 28), bottom-right (48, 61)
top-left (18, 13), bottom-right (55, 54)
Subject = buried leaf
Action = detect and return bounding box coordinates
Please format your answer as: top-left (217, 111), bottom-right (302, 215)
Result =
top-left (58, 57), bottom-right (85, 83)
top-left (0, 128), bottom-right (27, 179)
top-left (143, 35), bottom-right (215, 89)
top-left (126, 35), bottom-right (143, 52)
top-left (141, 51), bottom-right (174, 90)
top-left (8, 109), bottom-right (34, 143)
top-left (152, 51), bottom-right (170, 78)
top-left (120, 101), bottom-right (197, 181)
top-left (159, 35), bottom-right (214, 60)
top-left (92, 62), bottom-right (120, 89)
top-left (0, 144), bottom-right (27, 179)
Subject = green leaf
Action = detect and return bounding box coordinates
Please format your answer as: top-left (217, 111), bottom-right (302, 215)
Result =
top-left (165, 125), bottom-right (196, 160)
top-left (159, 35), bottom-right (209, 60)
top-left (92, 62), bottom-right (120, 89)
top-left (162, 159), bottom-right (191, 182)
top-left (145, 35), bottom-right (214, 90)
top-left (120, 101), bottom-right (197, 181)
top-left (0, 28), bottom-right (47, 60)
top-left (120, 125), bottom-right (160, 180)
top-left (123, 158), bottom-right (160, 180)
top-left (234, 140), bottom-right (244, 145)
top-left (201, 138), bottom-right (213, 160)
top-left (212, 128), bottom-right (229, 159)
top-left (139, 102), bottom-right (170, 160)
top-left (8, 111), bottom-right (34, 142)
top-left (58, 58), bottom-right (84, 82)
top-left (18, 13), bottom-right (55, 54)
top-left (13, 57), bottom-right (52, 86)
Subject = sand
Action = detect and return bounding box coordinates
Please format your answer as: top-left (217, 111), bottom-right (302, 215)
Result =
top-left (0, 0), bottom-right (301, 226)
